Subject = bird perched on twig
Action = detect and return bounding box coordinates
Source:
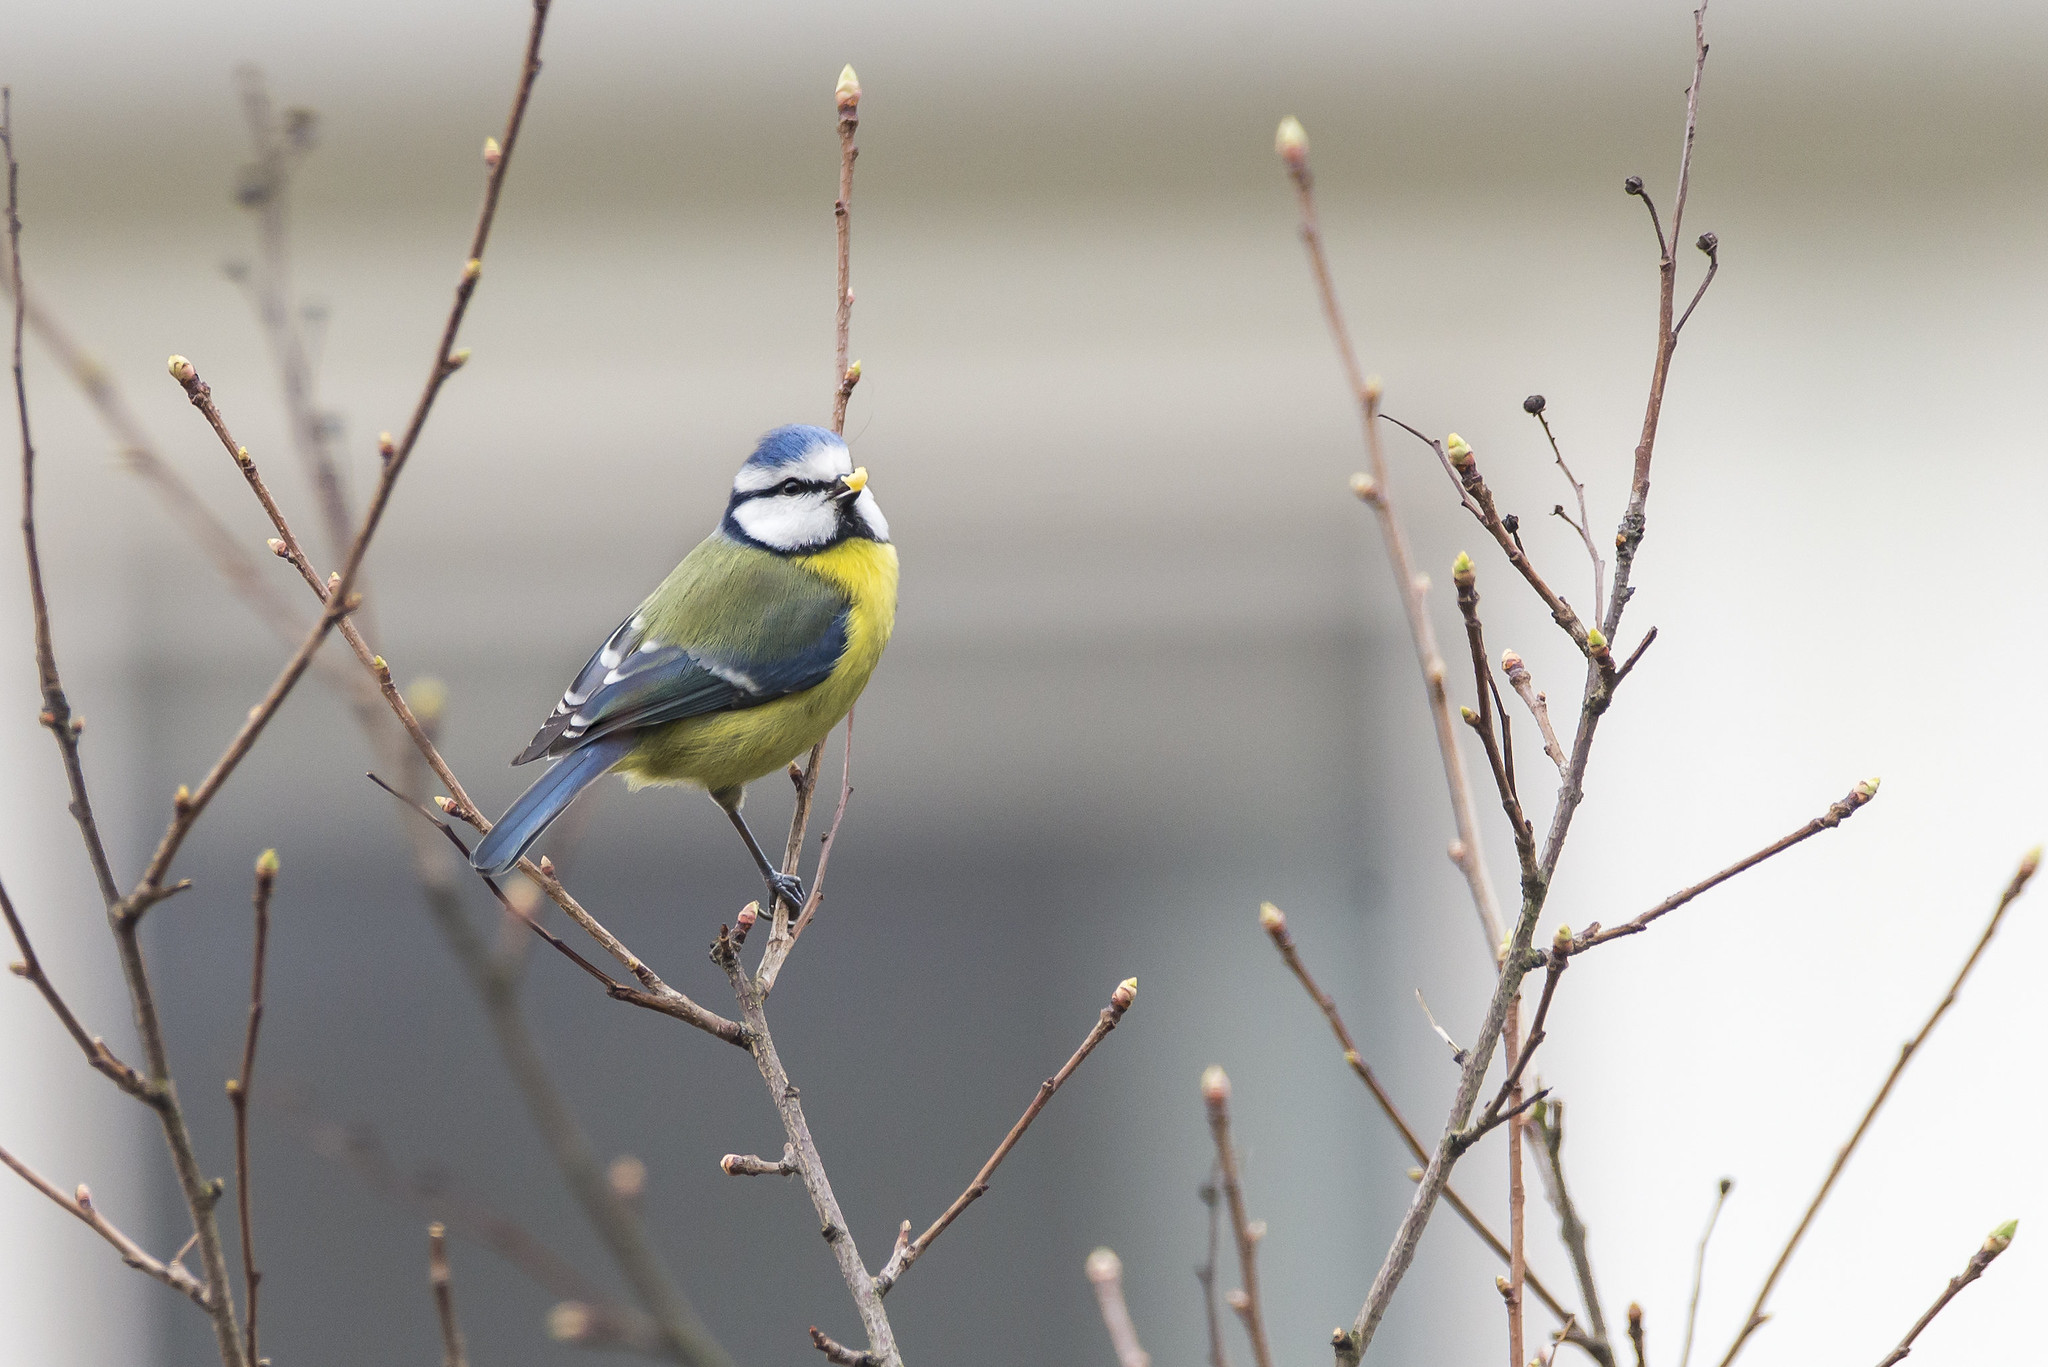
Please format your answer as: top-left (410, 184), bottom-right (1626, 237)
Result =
top-left (471, 424), bottom-right (897, 911)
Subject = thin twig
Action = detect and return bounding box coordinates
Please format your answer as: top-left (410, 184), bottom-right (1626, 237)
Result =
top-left (7, 90), bottom-right (248, 1367)
top-left (810, 1326), bottom-right (881, 1367)
top-left (229, 850), bottom-right (277, 1367)
top-left (720, 1146), bottom-right (799, 1177)
top-left (1500, 650), bottom-right (1568, 776)
top-left (1627, 1304), bottom-right (1646, 1367)
top-left (1574, 780), bottom-right (1879, 954)
top-left (1525, 398), bottom-right (1605, 612)
top-left (1256, 904), bottom-right (1586, 1340)
top-left (0, 877), bottom-right (150, 1098)
top-left (1872, 1222), bottom-right (2017, 1367)
top-left (713, 928), bottom-right (900, 1365)
top-left (231, 68), bottom-right (359, 566)
top-left (1679, 1179), bottom-right (1732, 1367)
top-left (1085, 1248), bottom-right (1152, 1367)
top-left (1201, 1067), bottom-right (1274, 1367)
top-left (1604, 1), bottom-right (1712, 639)
top-left (0, 1146), bottom-right (213, 1309)
top-left (759, 710), bottom-right (857, 996)
top-left (1197, 1169), bottom-right (1234, 1367)
top-left (1277, 118), bottom-right (1504, 955)
top-left (1717, 847), bottom-right (2038, 1367)
top-left (1527, 1102), bottom-right (1613, 1364)
top-left (1505, 993), bottom-right (1527, 1367)
top-left (875, 977), bottom-right (1136, 1295)
top-left (831, 66), bottom-right (861, 432)
top-left (1385, 421), bottom-right (1594, 654)
top-left (429, 1222), bottom-right (470, 1367)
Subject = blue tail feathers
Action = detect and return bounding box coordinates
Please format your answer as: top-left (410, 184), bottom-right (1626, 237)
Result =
top-left (470, 733), bottom-right (637, 877)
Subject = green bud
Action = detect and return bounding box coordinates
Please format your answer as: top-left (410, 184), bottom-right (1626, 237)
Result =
top-left (255, 848), bottom-right (279, 879)
top-left (1445, 433), bottom-right (1473, 466)
top-left (1586, 627), bottom-right (1608, 651)
top-left (1986, 1218), bottom-right (2018, 1254)
top-left (1452, 551), bottom-right (1475, 583)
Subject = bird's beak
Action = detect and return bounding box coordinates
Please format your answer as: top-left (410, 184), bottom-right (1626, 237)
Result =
top-left (834, 467), bottom-right (869, 502)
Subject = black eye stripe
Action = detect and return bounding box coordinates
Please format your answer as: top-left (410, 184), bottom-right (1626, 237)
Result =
top-left (735, 477), bottom-right (839, 503)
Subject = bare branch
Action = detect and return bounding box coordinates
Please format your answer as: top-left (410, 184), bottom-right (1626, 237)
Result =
top-left (831, 66), bottom-right (862, 432)
top-left (1085, 1248), bottom-right (1152, 1367)
top-left (712, 927), bottom-right (900, 1365)
top-left (1528, 1103), bottom-right (1613, 1361)
top-left (1197, 1171), bottom-right (1234, 1367)
top-left (1574, 780), bottom-right (1879, 954)
top-left (1200, 1067), bottom-right (1274, 1367)
top-left (1523, 396), bottom-right (1605, 612)
top-left (228, 850), bottom-right (278, 1367)
top-left (1872, 1222), bottom-right (2017, 1367)
top-left (429, 1222), bottom-right (470, 1367)
top-left (876, 977), bottom-right (1136, 1295)
top-left (720, 1147), bottom-right (799, 1178)
top-left (0, 1147), bottom-right (215, 1309)
top-left (0, 877), bottom-right (151, 1099)
top-left (1500, 650), bottom-right (1568, 776)
top-left (1257, 903), bottom-right (1586, 1340)
top-left (1679, 1179), bottom-right (1732, 1367)
top-left (1277, 117), bottom-right (1504, 954)
top-left (1717, 846), bottom-right (2038, 1367)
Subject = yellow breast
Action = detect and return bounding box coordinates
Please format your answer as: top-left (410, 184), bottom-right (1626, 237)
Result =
top-left (620, 538), bottom-right (897, 796)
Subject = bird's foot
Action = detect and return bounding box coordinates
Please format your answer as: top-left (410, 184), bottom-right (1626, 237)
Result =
top-left (766, 871), bottom-right (807, 914)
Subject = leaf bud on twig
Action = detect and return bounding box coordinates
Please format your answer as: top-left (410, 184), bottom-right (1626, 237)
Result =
top-left (75, 1183), bottom-right (93, 1210)
top-left (1258, 900), bottom-right (1285, 934)
top-left (1275, 116), bottom-right (1308, 169)
top-left (1696, 231), bottom-right (1718, 255)
top-left (836, 64), bottom-right (862, 115)
top-left (482, 137), bottom-right (502, 169)
top-left (1552, 923), bottom-right (1572, 951)
top-left (446, 347), bottom-right (472, 371)
top-left (1459, 705), bottom-right (1478, 724)
top-left (1445, 433), bottom-right (1474, 467)
top-left (7, 961), bottom-right (26, 977)
top-left (1364, 374), bottom-right (1384, 402)
top-left (1227, 1288), bottom-right (1251, 1311)
top-left (2022, 846), bottom-right (2043, 879)
top-left (167, 354), bottom-right (196, 383)
top-left (1084, 1247), bottom-right (1123, 1284)
top-left (1523, 394), bottom-right (1546, 414)
top-left (377, 431), bottom-right (395, 461)
top-left (1111, 976), bottom-right (1138, 1013)
top-left (548, 1302), bottom-right (593, 1342)
top-left (1853, 777), bottom-right (1880, 802)
top-left (608, 1154), bottom-right (647, 1202)
top-left (1624, 175), bottom-right (1644, 196)
top-left (266, 537), bottom-right (288, 558)
top-left (1985, 1218), bottom-right (2017, 1255)
top-left (1349, 472), bottom-right (1379, 502)
top-left (255, 848), bottom-right (279, 882)
top-left (1200, 1064), bottom-right (1231, 1105)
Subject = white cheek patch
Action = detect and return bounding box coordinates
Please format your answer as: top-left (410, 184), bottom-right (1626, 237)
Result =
top-left (853, 489), bottom-right (890, 542)
top-left (731, 440), bottom-right (853, 494)
top-left (732, 492), bottom-right (840, 550)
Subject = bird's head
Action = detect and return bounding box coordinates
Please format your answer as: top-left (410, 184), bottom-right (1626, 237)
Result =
top-left (721, 425), bottom-right (890, 553)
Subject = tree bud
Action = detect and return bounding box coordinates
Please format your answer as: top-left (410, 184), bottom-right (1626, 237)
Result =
top-left (836, 65), bottom-right (862, 114)
top-left (1201, 1065), bottom-right (1231, 1104)
top-left (1523, 394), bottom-right (1546, 414)
top-left (256, 848), bottom-right (279, 880)
top-left (1985, 1218), bottom-right (2017, 1254)
top-left (1624, 175), bottom-right (1644, 196)
top-left (1085, 1247), bottom-right (1123, 1283)
top-left (483, 137), bottom-right (502, 169)
top-left (1111, 977), bottom-right (1138, 1012)
top-left (1258, 901), bottom-right (1285, 933)
top-left (167, 355), bottom-right (196, 383)
top-left (1445, 433), bottom-right (1473, 466)
top-left (1275, 116), bottom-right (1308, 168)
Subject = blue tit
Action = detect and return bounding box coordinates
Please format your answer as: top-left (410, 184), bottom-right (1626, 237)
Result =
top-left (470, 424), bottom-right (897, 908)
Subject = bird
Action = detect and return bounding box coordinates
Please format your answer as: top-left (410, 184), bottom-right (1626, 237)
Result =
top-left (469, 423), bottom-right (896, 913)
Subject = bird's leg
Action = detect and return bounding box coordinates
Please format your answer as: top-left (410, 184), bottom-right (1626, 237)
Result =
top-left (719, 795), bottom-right (806, 915)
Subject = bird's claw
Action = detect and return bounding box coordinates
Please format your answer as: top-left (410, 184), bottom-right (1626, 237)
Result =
top-left (767, 871), bottom-right (807, 913)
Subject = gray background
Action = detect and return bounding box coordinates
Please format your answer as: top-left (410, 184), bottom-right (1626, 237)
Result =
top-left (1, 2), bottom-right (2045, 1365)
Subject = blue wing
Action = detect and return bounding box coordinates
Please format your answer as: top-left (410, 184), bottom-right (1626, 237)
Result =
top-left (510, 608), bottom-right (850, 765)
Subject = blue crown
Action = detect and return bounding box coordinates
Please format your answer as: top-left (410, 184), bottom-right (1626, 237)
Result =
top-left (744, 424), bottom-right (844, 470)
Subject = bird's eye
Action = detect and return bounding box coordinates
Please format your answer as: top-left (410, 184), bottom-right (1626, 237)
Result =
top-left (778, 478), bottom-right (803, 495)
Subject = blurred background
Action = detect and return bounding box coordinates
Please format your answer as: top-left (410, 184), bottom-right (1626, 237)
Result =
top-left (1, 1), bottom-right (2045, 1364)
